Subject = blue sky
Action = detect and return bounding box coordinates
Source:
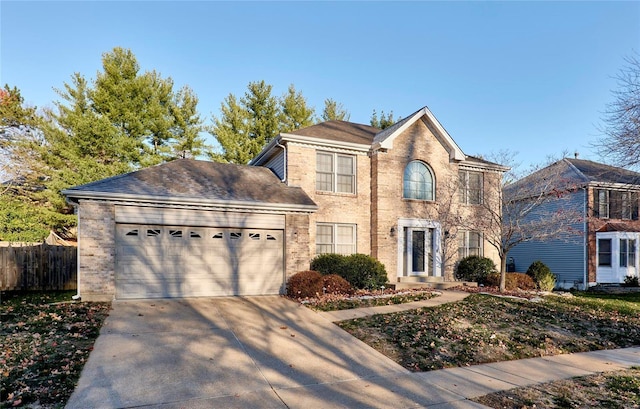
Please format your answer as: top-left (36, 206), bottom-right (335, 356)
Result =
top-left (2, 1), bottom-right (639, 171)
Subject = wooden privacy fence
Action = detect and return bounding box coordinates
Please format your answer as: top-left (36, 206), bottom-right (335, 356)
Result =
top-left (0, 243), bottom-right (77, 291)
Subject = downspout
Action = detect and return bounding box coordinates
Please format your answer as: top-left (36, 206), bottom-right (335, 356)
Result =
top-left (276, 141), bottom-right (287, 183)
top-left (583, 187), bottom-right (588, 290)
top-left (67, 200), bottom-right (81, 301)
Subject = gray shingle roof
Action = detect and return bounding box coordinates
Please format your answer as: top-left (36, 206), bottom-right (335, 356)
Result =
top-left (63, 159), bottom-right (317, 209)
top-left (289, 120), bottom-right (379, 145)
top-left (566, 158), bottom-right (640, 185)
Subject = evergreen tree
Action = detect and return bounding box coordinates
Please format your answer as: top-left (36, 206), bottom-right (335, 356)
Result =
top-left (321, 98), bottom-right (350, 121)
top-left (209, 80), bottom-right (280, 164)
top-left (279, 84), bottom-right (315, 132)
top-left (370, 109), bottom-right (398, 129)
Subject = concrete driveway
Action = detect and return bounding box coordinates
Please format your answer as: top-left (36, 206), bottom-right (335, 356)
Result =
top-left (66, 296), bottom-right (475, 409)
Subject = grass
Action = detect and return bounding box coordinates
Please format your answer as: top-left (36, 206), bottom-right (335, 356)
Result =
top-left (302, 289), bottom-right (439, 311)
top-left (474, 367), bottom-right (640, 409)
top-left (337, 292), bottom-right (640, 372)
top-left (0, 291), bottom-right (110, 409)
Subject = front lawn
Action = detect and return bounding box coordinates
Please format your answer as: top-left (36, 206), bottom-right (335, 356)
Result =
top-left (337, 293), bottom-right (640, 372)
top-left (0, 291), bottom-right (110, 408)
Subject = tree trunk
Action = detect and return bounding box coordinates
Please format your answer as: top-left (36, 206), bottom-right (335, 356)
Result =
top-left (499, 255), bottom-right (507, 293)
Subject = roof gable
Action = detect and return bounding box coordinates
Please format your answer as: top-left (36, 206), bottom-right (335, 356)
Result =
top-left (288, 120), bottom-right (379, 145)
top-left (566, 158), bottom-right (640, 185)
top-left (63, 159), bottom-right (317, 211)
top-left (372, 107), bottom-right (465, 161)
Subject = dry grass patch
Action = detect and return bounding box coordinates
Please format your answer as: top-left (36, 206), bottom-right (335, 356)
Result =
top-left (337, 293), bottom-right (640, 372)
top-left (474, 367), bottom-right (640, 408)
top-left (1, 291), bottom-right (110, 408)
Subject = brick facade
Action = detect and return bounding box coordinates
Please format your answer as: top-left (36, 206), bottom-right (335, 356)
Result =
top-left (77, 200), bottom-right (116, 301)
top-left (287, 142), bottom-right (372, 261)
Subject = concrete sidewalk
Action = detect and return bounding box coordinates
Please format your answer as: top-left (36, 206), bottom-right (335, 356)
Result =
top-left (66, 294), bottom-right (640, 409)
top-left (315, 290), bottom-right (470, 322)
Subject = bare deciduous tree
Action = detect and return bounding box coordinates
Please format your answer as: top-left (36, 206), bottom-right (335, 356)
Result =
top-left (461, 154), bottom-right (584, 292)
top-left (595, 53), bottom-right (640, 169)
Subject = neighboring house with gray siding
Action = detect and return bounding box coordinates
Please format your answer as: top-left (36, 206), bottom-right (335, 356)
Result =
top-left (64, 106), bottom-right (507, 300)
top-left (506, 158), bottom-right (640, 289)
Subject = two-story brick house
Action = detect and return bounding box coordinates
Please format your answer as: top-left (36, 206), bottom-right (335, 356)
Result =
top-left (64, 107), bottom-right (506, 300)
top-left (251, 106), bottom-right (506, 283)
top-left (506, 157), bottom-right (640, 289)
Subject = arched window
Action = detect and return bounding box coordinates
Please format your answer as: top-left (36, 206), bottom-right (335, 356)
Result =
top-left (403, 161), bottom-right (434, 200)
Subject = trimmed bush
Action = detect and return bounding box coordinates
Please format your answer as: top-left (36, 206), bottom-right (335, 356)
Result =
top-left (485, 272), bottom-right (536, 290)
top-left (455, 256), bottom-right (497, 284)
top-left (286, 270), bottom-right (323, 298)
top-left (321, 274), bottom-right (353, 295)
top-left (505, 273), bottom-right (536, 291)
top-left (343, 254), bottom-right (388, 290)
top-left (310, 253), bottom-right (346, 276)
top-left (310, 253), bottom-right (388, 290)
top-left (526, 260), bottom-right (557, 291)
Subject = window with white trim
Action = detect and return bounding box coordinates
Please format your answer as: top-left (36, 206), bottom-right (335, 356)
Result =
top-left (459, 170), bottom-right (483, 205)
top-left (595, 189), bottom-right (639, 220)
top-left (598, 238), bottom-right (612, 267)
top-left (316, 152), bottom-right (355, 193)
top-left (403, 161), bottom-right (434, 200)
top-left (620, 238), bottom-right (636, 267)
top-left (458, 231), bottom-right (483, 260)
top-left (316, 223), bottom-right (356, 255)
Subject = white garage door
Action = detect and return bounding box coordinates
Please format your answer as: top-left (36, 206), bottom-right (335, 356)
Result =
top-left (115, 224), bottom-right (284, 299)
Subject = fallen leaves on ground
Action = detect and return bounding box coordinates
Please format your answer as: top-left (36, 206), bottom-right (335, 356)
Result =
top-left (0, 291), bottom-right (110, 408)
top-left (292, 288), bottom-right (440, 311)
top-left (337, 293), bottom-right (640, 372)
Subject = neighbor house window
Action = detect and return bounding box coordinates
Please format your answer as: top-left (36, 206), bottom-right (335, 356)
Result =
top-left (316, 223), bottom-right (356, 255)
top-left (316, 152), bottom-right (355, 193)
top-left (595, 189), bottom-right (639, 220)
top-left (598, 238), bottom-right (612, 267)
top-left (620, 239), bottom-right (636, 267)
top-left (458, 231), bottom-right (483, 260)
top-left (459, 170), bottom-right (483, 204)
top-left (403, 161), bottom-right (434, 200)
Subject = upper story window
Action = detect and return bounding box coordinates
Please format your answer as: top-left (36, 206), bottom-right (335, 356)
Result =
top-left (316, 152), bottom-right (355, 194)
top-left (594, 189), bottom-right (639, 220)
top-left (403, 161), bottom-right (434, 200)
top-left (459, 170), bottom-right (483, 205)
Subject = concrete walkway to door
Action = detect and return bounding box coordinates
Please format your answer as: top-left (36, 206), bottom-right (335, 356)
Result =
top-left (66, 294), bottom-right (640, 409)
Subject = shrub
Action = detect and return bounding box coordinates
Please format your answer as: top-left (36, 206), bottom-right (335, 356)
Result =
top-left (321, 274), bottom-right (353, 295)
top-left (455, 256), bottom-right (497, 284)
top-left (526, 261), bottom-right (557, 291)
top-left (343, 254), bottom-right (389, 290)
top-left (286, 270), bottom-right (323, 298)
top-left (310, 253), bottom-right (388, 290)
top-left (310, 253), bottom-right (347, 276)
top-left (623, 275), bottom-right (640, 287)
top-left (505, 273), bottom-right (536, 291)
top-left (484, 272), bottom-right (536, 290)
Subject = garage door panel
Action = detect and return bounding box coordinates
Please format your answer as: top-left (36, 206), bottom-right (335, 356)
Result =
top-left (116, 224), bottom-right (283, 299)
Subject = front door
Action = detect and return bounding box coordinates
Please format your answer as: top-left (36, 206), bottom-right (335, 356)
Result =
top-left (406, 228), bottom-right (433, 276)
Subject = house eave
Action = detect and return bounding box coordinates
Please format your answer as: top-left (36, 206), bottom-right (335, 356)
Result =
top-left (62, 190), bottom-right (318, 213)
top-left (280, 133), bottom-right (371, 152)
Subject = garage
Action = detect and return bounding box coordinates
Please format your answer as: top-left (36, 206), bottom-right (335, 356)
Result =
top-left (116, 224), bottom-right (284, 299)
top-left (62, 159), bottom-right (316, 301)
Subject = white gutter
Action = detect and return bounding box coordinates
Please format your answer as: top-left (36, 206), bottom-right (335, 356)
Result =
top-left (276, 141), bottom-right (287, 183)
top-left (62, 190), bottom-right (318, 213)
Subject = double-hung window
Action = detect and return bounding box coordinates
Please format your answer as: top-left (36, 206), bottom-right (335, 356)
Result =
top-left (595, 189), bottom-right (639, 220)
top-left (316, 223), bottom-right (356, 255)
top-left (620, 239), bottom-right (636, 267)
top-left (459, 170), bottom-right (483, 205)
top-left (598, 238), bottom-right (612, 267)
top-left (316, 152), bottom-right (355, 194)
top-left (458, 231), bottom-right (483, 260)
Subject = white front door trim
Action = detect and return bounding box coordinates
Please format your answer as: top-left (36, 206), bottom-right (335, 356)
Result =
top-left (396, 218), bottom-right (442, 277)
